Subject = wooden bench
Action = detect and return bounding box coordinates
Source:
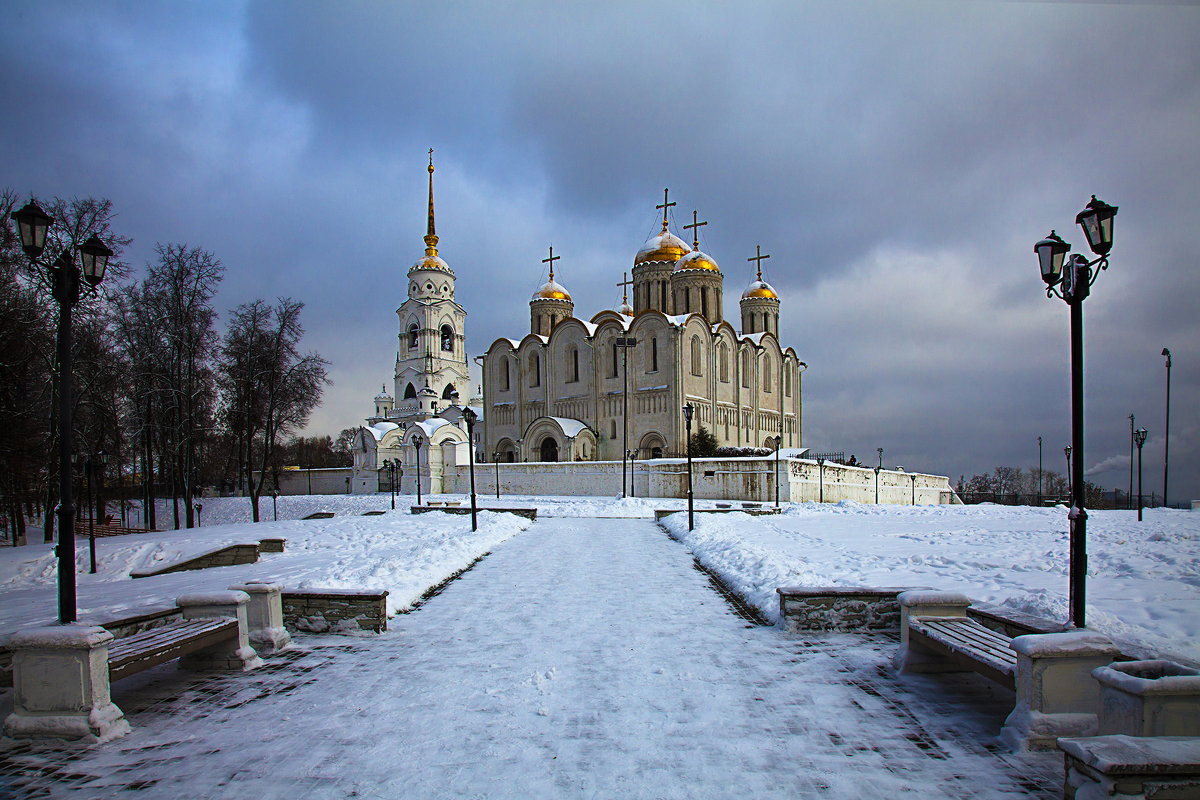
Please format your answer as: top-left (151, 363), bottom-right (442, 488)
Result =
top-left (896, 591), bottom-right (1122, 751)
top-left (3, 591), bottom-right (262, 742)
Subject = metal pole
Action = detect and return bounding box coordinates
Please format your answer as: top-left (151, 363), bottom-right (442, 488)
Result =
top-left (415, 440), bottom-right (423, 507)
top-left (774, 440), bottom-right (780, 508)
top-left (1137, 436), bottom-right (1144, 522)
top-left (87, 459), bottom-right (97, 574)
top-left (685, 407), bottom-right (694, 531)
top-left (1068, 278), bottom-right (1087, 628)
top-left (1128, 413), bottom-right (1135, 510)
top-left (875, 467), bottom-right (880, 504)
top-left (818, 459), bottom-right (824, 503)
top-left (1038, 436), bottom-right (1043, 506)
top-left (622, 345), bottom-right (628, 498)
top-left (467, 421), bottom-right (478, 532)
top-left (1163, 349), bottom-right (1171, 508)
top-left (494, 452), bottom-right (500, 500)
top-left (54, 266), bottom-right (78, 624)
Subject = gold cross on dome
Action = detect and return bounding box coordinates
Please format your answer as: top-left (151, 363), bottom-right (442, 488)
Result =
top-left (542, 245), bottom-right (561, 280)
top-left (748, 244), bottom-right (770, 280)
top-left (616, 271), bottom-right (633, 303)
top-left (656, 188), bottom-right (675, 231)
top-left (683, 210), bottom-right (707, 249)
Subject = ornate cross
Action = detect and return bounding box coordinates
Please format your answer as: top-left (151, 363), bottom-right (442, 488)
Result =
top-left (748, 244), bottom-right (770, 280)
top-left (683, 210), bottom-right (707, 248)
top-left (656, 187), bottom-right (675, 230)
top-left (543, 245), bottom-right (561, 280)
top-left (616, 270), bottom-right (633, 304)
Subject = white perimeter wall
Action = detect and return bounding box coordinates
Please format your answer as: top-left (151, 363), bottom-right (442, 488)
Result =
top-left (441, 457), bottom-right (959, 505)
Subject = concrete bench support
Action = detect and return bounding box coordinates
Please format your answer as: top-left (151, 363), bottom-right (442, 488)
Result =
top-left (230, 582), bottom-right (292, 655)
top-left (176, 591), bottom-right (263, 672)
top-left (2, 626), bottom-right (130, 742)
top-left (1058, 735), bottom-right (1200, 799)
top-left (1000, 631), bottom-right (1122, 751)
top-left (1094, 660), bottom-right (1200, 737)
top-left (895, 590), bottom-right (973, 673)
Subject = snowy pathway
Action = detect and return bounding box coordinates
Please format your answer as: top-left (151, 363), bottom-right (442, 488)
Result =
top-left (0, 518), bottom-right (1059, 798)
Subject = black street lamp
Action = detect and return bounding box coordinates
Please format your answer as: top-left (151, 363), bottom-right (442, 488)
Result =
top-left (383, 459), bottom-right (396, 509)
top-left (910, 473), bottom-right (917, 505)
top-left (1134, 427), bottom-right (1147, 522)
top-left (12, 199), bottom-right (112, 624)
top-left (86, 452), bottom-right (106, 574)
top-left (1128, 413), bottom-right (1136, 510)
top-left (683, 403), bottom-right (695, 531)
top-left (272, 488), bottom-right (278, 521)
top-left (1162, 347), bottom-right (1171, 508)
top-left (195, 502), bottom-right (202, 527)
top-left (874, 465), bottom-right (881, 504)
top-left (877, 448), bottom-right (883, 470)
top-left (492, 450), bottom-right (501, 500)
top-left (412, 433), bottom-right (424, 507)
top-left (626, 450), bottom-right (637, 498)
top-left (817, 458), bottom-right (825, 503)
top-left (616, 335), bottom-right (637, 497)
top-left (1035, 195), bottom-right (1117, 628)
top-left (1038, 436), bottom-right (1043, 506)
top-left (462, 407), bottom-right (479, 531)
top-left (771, 435), bottom-right (781, 508)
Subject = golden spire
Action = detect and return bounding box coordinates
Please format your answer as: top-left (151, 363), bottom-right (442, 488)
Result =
top-left (656, 187), bottom-right (675, 232)
top-left (424, 148), bottom-right (438, 256)
top-left (748, 244), bottom-right (770, 281)
top-left (683, 210), bottom-right (708, 249)
top-left (543, 244), bottom-right (560, 282)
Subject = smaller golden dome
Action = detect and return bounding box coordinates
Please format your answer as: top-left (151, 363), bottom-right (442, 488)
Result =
top-left (635, 230), bottom-right (691, 266)
top-left (674, 250), bottom-right (720, 273)
top-left (741, 280), bottom-right (779, 300)
top-left (532, 279), bottom-right (572, 302)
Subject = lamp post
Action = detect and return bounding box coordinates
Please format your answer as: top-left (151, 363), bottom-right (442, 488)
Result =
top-left (86, 451), bottom-right (106, 574)
top-left (877, 448), bottom-right (883, 470)
top-left (1035, 195), bottom-right (1118, 628)
top-left (384, 460), bottom-right (396, 509)
top-left (1125, 414), bottom-right (1135, 509)
top-left (817, 458), bottom-right (825, 503)
top-left (1162, 347), bottom-right (1171, 508)
top-left (771, 436), bottom-right (781, 508)
top-left (492, 450), bottom-right (501, 500)
top-left (616, 336), bottom-right (637, 497)
top-left (683, 403), bottom-right (694, 531)
top-left (910, 473), bottom-right (917, 505)
top-left (12, 200), bottom-right (112, 624)
top-left (874, 466), bottom-right (881, 504)
top-left (195, 502), bottom-right (202, 527)
top-left (412, 433), bottom-right (424, 507)
top-left (626, 450), bottom-right (637, 498)
top-left (462, 407), bottom-right (479, 531)
top-left (1134, 427), bottom-right (1147, 522)
top-left (272, 489), bottom-right (278, 521)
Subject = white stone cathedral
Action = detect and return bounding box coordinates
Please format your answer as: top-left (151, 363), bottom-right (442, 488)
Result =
top-left (481, 192), bottom-right (805, 463)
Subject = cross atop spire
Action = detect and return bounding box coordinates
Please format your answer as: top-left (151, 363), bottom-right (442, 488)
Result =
top-left (748, 244), bottom-right (770, 280)
top-left (424, 149), bottom-right (438, 256)
top-left (683, 210), bottom-right (708, 249)
top-left (543, 245), bottom-right (561, 281)
top-left (656, 187), bottom-right (675, 232)
top-left (617, 271), bottom-right (633, 303)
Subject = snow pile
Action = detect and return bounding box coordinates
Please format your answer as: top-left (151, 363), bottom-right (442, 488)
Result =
top-left (0, 499), bottom-right (531, 630)
top-left (662, 502), bottom-right (1200, 663)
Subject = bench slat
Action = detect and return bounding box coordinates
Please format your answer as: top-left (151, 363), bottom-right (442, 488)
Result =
top-left (108, 618), bottom-right (237, 682)
top-left (909, 616), bottom-right (1017, 690)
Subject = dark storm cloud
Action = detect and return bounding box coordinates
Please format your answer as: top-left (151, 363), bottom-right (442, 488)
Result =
top-left (3, 1), bottom-right (1197, 498)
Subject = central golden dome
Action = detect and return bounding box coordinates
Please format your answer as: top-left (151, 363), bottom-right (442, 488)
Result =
top-left (674, 249), bottom-right (720, 273)
top-left (532, 279), bottom-right (571, 301)
top-left (635, 230), bottom-right (691, 266)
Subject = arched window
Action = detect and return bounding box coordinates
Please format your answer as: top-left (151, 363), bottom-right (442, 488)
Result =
top-left (763, 359), bottom-right (772, 392)
top-left (408, 323), bottom-right (419, 349)
top-left (569, 347), bottom-right (579, 382)
top-left (741, 350), bottom-right (751, 388)
top-left (649, 337), bottom-right (658, 373)
top-left (500, 358), bottom-right (510, 392)
top-left (690, 336), bottom-right (702, 376)
top-left (719, 345), bottom-right (729, 383)
top-left (701, 289), bottom-right (708, 319)
top-left (785, 364), bottom-right (792, 397)
top-left (442, 383), bottom-right (456, 399)
top-left (440, 325), bottom-right (454, 352)
top-left (530, 352), bottom-right (541, 387)
top-left (610, 341), bottom-right (619, 378)
top-left (404, 383), bottom-right (417, 399)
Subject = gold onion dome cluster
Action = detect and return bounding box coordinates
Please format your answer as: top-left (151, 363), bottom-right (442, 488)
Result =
top-left (634, 229), bottom-right (691, 266)
top-left (742, 278), bottom-right (779, 300)
top-left (532, 278), bottom-right (571, 302)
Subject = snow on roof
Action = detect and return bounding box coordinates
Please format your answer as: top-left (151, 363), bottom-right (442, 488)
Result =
top-left (579, 320), bottom-right (598, 336)
top-left (548, 417), bottom-right (590, 438)
top-left (740, 331), bottom-right (767, 345)
top-left (413, 417), bottom-right (453, 438)
top-left (365, 422), bottom-right (399, 441)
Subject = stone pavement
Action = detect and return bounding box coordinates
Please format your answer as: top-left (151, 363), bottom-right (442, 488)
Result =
top-left (0, 518), bottom-right (1062, 798)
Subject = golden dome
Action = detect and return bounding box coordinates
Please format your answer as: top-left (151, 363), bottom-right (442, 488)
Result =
top-left (741, 280), bottom-right (779, 300)
top-left (532, 279), bottom-right (572, 302)
top-left (411, 253), bottom-right (451, 272)
top-left (635, 230), bottom-right (691, 266)
top-left (674, 249), bottom-right (720, 273)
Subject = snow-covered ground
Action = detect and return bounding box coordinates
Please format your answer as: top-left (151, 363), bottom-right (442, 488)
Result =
top-left (661, 501), bottom-right (1200, 664)
top-left (2, 495), bottom-right (1196, 665)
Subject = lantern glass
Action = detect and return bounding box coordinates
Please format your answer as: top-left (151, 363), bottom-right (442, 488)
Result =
top-left (78, 234), bottom-right (112, 286)
top-left (12, 200), bottom-right (53, 260)
top-left (1075, 195), bottom-right (1117, 256)
top-left (1134, 428), bottom-right (1147, 448)
top-left (1035, 230), bottom-right (1069, 286)
top-left (682, 404), bottom-right (693, 424)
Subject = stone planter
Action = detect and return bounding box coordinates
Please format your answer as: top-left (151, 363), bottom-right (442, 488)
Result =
top-left (1093, 660), bottom-right (1200, 737)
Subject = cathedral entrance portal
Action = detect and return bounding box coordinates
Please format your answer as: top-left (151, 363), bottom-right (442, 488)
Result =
top-left (539, 437), bottom-right (559, 463)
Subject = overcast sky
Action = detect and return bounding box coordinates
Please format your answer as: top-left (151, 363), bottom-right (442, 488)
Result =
top-left (3, 1), bottom-right (1197, 501)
